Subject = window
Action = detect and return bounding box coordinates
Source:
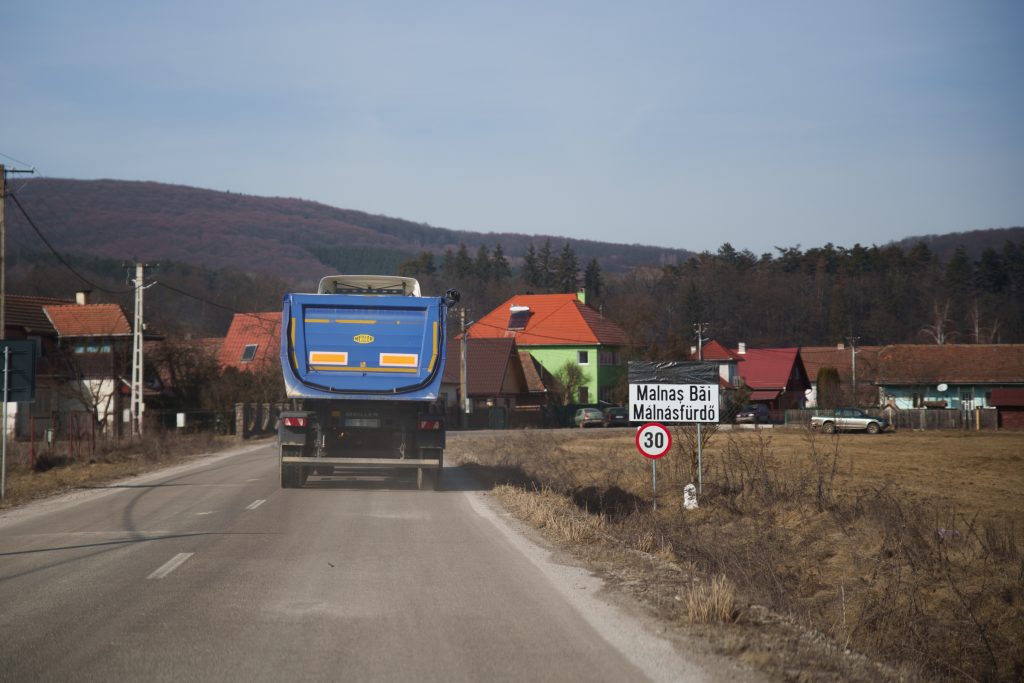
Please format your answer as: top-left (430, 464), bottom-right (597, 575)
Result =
top-left (241, 344), bottom-right (258, 362)
top-left (578, 386), bottom-right (589, 403)
top-left (599, 350), bottom-right (619, 366)
top-left (578, 350), bottom-right (589, 365)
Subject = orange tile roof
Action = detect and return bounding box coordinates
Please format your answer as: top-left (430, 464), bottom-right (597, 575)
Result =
top-left (468, 294), bottom-right (629, 346)
top-left (218, 312), bottom-right (281, 370)
top-left (699, 340), bottom-right (743, 362)
top-left (44, 304), bottom-right (131, 337)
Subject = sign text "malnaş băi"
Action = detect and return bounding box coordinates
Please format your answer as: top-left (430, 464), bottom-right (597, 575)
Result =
top-left (628, 383), bottom-right (719, 423)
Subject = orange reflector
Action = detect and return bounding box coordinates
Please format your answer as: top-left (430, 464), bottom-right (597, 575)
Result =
top-left (379, 353), bottom-right (418, 368)
top-left (309, 351), bottom-right (349, 365)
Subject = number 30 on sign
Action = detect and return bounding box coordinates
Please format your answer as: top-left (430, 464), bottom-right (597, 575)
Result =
top-left (635, 422), bottom-right (672, 459)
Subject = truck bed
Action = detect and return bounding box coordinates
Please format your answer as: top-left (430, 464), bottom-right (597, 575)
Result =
top-left (280, 292), bottom-right (447, 401)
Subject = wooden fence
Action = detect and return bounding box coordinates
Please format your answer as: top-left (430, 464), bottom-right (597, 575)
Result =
top-left (784, 408), bottom-right (1000, 431)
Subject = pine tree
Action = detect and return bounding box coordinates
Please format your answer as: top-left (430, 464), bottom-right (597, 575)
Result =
top-left (538, 239), bottom-right (554, 290)
top-left (453, 243), bottom-right (474, 279)
top-left (474, 245), bottom-right (491, 281)
top-left (583, 258), bottom-right (603, 297)
top-left (522, 244), bottom-right (540, 287)
top-left (553, 242), bottom-right (579, 293)
top-left (491, 244), bottom-right (512, 282)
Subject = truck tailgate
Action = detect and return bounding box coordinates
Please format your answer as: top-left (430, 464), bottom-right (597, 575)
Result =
top-left (281, 293), bottom-right (445, 399)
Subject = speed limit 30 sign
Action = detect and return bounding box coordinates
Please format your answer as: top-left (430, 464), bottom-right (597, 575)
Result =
top-left (635, 422), bottom-right (672, 459)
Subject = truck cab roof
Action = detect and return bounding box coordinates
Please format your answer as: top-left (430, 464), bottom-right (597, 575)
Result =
top-left (317, 275), bottom-right (421, 297)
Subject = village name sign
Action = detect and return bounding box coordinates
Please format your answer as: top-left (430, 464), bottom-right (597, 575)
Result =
top-left (627, 361), bottom-right (720, 424)
top-left (628, 383), bottom-right (718, 422)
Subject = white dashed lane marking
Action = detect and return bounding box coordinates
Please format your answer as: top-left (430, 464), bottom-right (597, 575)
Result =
top-left (147, 553), bottom-right (194, 580)
top-left (245, 499), bottom-right (266, 511)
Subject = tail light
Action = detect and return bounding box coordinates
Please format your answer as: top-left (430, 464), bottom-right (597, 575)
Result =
top-left (418, 419), bottom-right (442, 430)
top-left (283, 416), bottom-right (307, 428)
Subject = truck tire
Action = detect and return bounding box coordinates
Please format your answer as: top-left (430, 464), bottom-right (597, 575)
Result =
top-left (822, 421), bottom-right (836, 434)
top-left (866, 422), bottom-right (880, 435)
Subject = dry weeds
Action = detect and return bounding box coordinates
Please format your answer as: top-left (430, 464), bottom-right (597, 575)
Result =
top-left (686, 574), bottom-right (737, 623)
top-left (449, 427), bottom-right (1024, 682)
top-left (1, 432), bottom-right (239, 509)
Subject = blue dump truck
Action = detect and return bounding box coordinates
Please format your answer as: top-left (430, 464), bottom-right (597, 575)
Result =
top-left (277, 275), bottom-right (459, 490)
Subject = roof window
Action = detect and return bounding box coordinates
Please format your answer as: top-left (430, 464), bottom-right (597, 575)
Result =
top-left (241, 344), bottom-right (258, 362)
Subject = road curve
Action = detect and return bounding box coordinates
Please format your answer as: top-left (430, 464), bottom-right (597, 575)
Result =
top-left (0, 440), bottom-right (719, 682)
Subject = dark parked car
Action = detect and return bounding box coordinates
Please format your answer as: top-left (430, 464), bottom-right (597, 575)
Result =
top-left (602, 406), bottom-right (629, 427)
top-left (735, 404), bottom-right (772, 424)
top-left (573, 407), bottom-right (604, 428)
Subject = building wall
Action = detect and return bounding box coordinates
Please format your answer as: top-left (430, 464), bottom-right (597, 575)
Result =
top-left (879, 385), bottom-right (1020, 410)
top-left (523, 345), bottom-right (626, 405)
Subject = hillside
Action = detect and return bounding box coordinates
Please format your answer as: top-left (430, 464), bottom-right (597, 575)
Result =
top-left (6, 178), bottom-right (692, 281)
top-left (891, 226), bottom-right (1024, 261)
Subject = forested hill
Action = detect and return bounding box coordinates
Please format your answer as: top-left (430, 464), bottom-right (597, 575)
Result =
top-left (891, 227), bottom-right (1024, 262)
top-left (6, 178), bottom-right (691, 281)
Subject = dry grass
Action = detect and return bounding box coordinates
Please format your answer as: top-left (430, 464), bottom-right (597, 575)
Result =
top-left (686, 574), bottom-right (737, 623)
top-left (449, 427), bottom-right (1024, 682)
top-left (0, 432), bottom-right (239, 509)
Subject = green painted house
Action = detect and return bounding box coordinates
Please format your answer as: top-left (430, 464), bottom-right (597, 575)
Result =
top-left (466, 291), bottom-right (630, 406)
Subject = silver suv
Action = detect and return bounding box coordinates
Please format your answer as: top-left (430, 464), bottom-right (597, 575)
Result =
top-left (811, 408), bottom-right (888, 434)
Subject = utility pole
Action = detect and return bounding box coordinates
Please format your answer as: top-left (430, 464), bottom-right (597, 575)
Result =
top-left (460, 307), bottom-right (469, 429)
top-left (694, 322), bottom-right (710, 361)
top-left (129, 263), bottom-right (154, 437)
top-left (847, 335), bottom-right (860, 406)
top-left (693, 322), bottom-right (709, 495)
top-left (0, 164), bottom-right (36, 341)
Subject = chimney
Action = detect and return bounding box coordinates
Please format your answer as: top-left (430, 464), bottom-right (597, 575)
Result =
top-left (690, 345), bottom-right (697, 357)
top-left (737, 342), bottom-right (746, 355)
top-left (576, 288), bottom-right (586, 305)
top-left (75, 290), bottom-right (91, 306)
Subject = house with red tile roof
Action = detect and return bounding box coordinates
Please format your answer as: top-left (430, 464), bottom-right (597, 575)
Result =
top-left (734, 345), bottom-right (811, 410)
top-left (218, 312), bottom-right (281, 371)
top-left (41, 299), bottom-right (135, 432)
top-left (3, 294), bottom-right (75, 436)
top-left (467, 291), bottom-right (629, 407)
top-left (441, 338), bottom-right (546, 427)
top-left (694, 339), bottom-right (744, 389)
top-left (871, 344), bottom-right (1024, 410)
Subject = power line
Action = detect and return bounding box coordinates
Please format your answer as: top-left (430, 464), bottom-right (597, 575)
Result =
top-left (7, 190), bottom-right (132, 295)
top-left (8, 189), bottom-right (275, 323)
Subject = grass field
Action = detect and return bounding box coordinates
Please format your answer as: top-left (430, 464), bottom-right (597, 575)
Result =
top-left (447, 426), bottom-right (1024, 682)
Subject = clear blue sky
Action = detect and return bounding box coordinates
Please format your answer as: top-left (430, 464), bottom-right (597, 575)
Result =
top-left (5, 1), bottom-right (1022, 255)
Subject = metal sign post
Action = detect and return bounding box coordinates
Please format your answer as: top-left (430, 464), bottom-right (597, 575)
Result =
top-left (0, 341), bottom-right (39, 501)
top-left (628, 361), bottom-right (718, 506)
top-left (2, 346), bottom-right (9, 500)
top-left (636, 422), bottom-right (672, 510)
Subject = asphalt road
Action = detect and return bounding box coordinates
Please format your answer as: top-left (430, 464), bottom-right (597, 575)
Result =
top-left (0, 441), bottom-right (716, 682)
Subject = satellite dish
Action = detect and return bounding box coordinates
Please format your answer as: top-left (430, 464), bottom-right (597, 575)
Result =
top-left (937, 383), bottom-right (948, 392)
